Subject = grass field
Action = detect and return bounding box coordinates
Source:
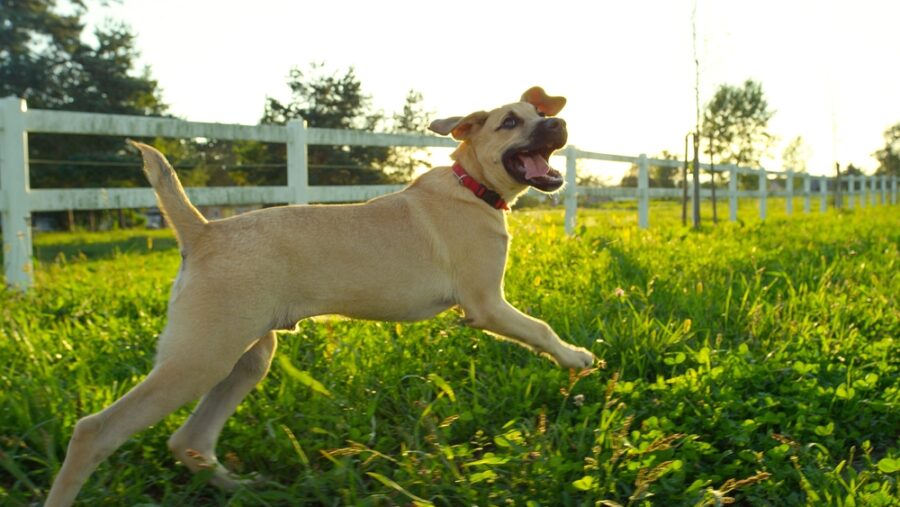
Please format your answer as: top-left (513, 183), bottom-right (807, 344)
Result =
top-left (1, 204), bottom-right (899, 506)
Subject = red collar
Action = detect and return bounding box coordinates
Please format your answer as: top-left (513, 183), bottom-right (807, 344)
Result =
top-left (451, 163), bottom-right (509, 211)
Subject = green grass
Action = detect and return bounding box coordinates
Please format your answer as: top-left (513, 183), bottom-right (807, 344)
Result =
top-left (1, 204), bottom-right (899, 506)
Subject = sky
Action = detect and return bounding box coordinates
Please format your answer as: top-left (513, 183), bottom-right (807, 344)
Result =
top-left (83, 0), bottom-right (900, 178)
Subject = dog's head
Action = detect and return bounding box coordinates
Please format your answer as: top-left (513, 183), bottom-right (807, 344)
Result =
top-left (429, 87), bottom-right (568, 199)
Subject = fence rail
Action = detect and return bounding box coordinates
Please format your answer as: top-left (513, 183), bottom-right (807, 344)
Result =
top-left (1, 96), bottom-right (898, 289)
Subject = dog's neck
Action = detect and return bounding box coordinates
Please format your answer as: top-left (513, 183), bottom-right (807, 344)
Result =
top-left (452, 163), bottom-right (509, 211)
top-left (452, 144), bottom-right (529, 206)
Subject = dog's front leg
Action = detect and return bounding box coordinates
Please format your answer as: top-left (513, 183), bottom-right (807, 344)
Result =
top-left (463, 298), bottom-right (595, 369)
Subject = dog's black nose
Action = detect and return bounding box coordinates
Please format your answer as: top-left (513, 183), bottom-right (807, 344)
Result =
top-left (544, 118), bottom-right (566, 130)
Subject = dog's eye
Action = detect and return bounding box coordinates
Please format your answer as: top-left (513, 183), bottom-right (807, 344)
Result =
top-left (501, 116), bottom-right (519, 129)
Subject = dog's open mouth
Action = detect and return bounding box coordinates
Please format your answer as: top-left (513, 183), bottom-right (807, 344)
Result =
top-left (503, 146), bottom-right (565, 192)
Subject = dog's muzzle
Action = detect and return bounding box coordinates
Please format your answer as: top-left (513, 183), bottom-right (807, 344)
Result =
top-left (502, 118), bottom-right (568, 192)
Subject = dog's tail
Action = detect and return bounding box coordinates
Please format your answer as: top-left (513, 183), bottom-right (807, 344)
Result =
top-left (128, 140), bottom-right (206, 250)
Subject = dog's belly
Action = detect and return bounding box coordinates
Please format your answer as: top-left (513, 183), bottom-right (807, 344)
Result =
top-left (299, 272), bottom-right (456, 322)
top-left (331, 298), bottom-right (453, 322)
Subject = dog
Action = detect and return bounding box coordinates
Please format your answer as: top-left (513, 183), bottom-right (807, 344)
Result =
top-left (45, 86), bottom-right (595, 505)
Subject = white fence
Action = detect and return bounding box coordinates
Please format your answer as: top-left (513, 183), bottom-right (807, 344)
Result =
top-left (1, 96), bottom-right (898, 289)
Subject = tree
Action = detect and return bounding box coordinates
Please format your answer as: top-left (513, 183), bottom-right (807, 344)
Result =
top-left (577, 171), bottom-right (606, 188)
top-left (387, 90), bottom-right (433, 181)
top-left (844, 163), bottom-right (864, 176)
top-left (782, 135), bottom-right (810, 173)
top-left (1, 0), bottom-right (167, 229)
top-left (874, 122), bottom-right (900, 176)
top-left (651, 150), bottom-right (680, 188)
top-left (702, 79), bottom-right (775, 188)
top-left (1, 0), bottom-right (165, 113)
top-left (1, 0), bottom-right (166, 185)
top-left (619, 150), bottom-right (679, 188)
top-left (262, 63), bottom-right (396, 185)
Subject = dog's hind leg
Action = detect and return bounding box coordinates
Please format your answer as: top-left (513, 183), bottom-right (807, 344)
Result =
top-left (167, 331), bottom-right (277, 489)
top-left (45, 324), bottom-right (258, 507)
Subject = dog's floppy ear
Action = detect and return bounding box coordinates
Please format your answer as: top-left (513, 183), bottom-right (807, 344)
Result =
top-left (521, 86), bottom-right (566, 116)
top-left (429, 111), bottom-right (489, 141)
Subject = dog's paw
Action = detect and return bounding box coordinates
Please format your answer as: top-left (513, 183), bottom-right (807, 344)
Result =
top-left (554, 344), bottom-right (596, 370)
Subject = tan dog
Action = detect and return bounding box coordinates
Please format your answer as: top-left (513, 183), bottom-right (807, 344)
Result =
top-left (45, 87), bottom-right (595, 506)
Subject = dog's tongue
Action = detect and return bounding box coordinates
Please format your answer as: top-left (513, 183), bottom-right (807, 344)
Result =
top-left (519, 154), bottom-right (551, 180)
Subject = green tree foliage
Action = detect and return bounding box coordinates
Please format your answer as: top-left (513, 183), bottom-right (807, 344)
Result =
top-left (577, 170), bottom-right (606, 188)
top-left (0, 0), bottom-right (163, 114)
top-left (0, 0), bottom-right (167, 190)
top-left (1, 0), bottom-right (168, 229)
top-left (262, 63), bottom-right (402, 185)
top-left (781, 135), bottom-right (810, 173)
top-left (651, 150), bottom-right (680, 188)
top-left (843, 163), bottom-right (864, 176)
top-left (702, 80), bottom-right (775, 189)
top-left (146, 138), bottom-right (278, 188)
top-left (620, 150), bottom-right (680, 188)
top-left (387, 89), bottom-right (433, 181)
top-left (873, 122), bottom-right (900, 176)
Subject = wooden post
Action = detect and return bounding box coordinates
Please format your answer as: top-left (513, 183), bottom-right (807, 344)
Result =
top-left (881, 175), bottom-right (887, 205)
top-left (637, 153), bottom-right (649, 229)
top-left (682, 134), bottom-right (689, 226)
top-left (711, 169), bottom-right (718, 223)
top-left (819, 176), bottom-right (827, 212)
top-left (834, 163), bottom-right (842, 209)
top-left (286, 119), bottom-right (309, 205)
top-left (0, 97), bottom-right (34, 289)
top-left (692, 132), bottom-right (700, 229)
top-left (785, 169), bottom-right (794, 215)
top-left (564, 145), bottom-right (578, 235)
top-left (709, 143), bottom-right (717, 224)
top-left (728, 165), bottom-right (738, 221)
top-left (758, 169), bottom-right (767, 220)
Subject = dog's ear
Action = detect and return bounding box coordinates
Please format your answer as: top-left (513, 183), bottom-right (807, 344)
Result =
top-left (521, 86), bottom-right (567, 116)
top-left (429, 111), bottom-right (488, 141)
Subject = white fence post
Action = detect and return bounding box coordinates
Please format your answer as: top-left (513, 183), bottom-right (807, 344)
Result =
top-left (803, 173), bottom-right (811, 212)
top-left (785, 169), bottom-right (794, 215)
top-left (870, 176), bottom-right (877, 207)
top-left (856, 175), bottom-right (862, 207)
top-left (0, 97), bottom-right (34, 290)
top-left (859, 175), bottom-right (865, 206)
top-left (758, 169), bottom-right (767, 220)
top-left (847, 175), bottom-right (855, 209)
top-left (728, 165), bottom-right (738, 221)
top-left (287, 119), bottom-right (309, 204)
top-left (637, 153), bottom-right (649, 229)
top-left (819, 176), bottom-right (827, 212)
top-left (869, 174), bottom-right (878, 208)
top-left (564, 145), bottom-right (577, 235)
top-left (881, 175), bottom-right (887, 205)
top-left (892, 175), bottom-right (897, 205)
top-left (873, 175), bottom-right (879, 206)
